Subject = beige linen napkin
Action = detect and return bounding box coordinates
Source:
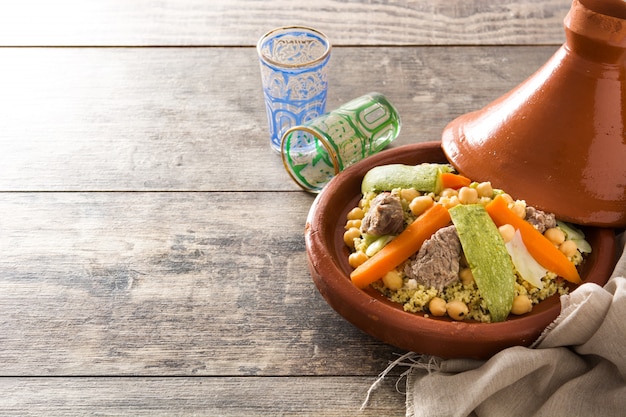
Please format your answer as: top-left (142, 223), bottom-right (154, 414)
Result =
top-left (401, 232), bottom-right (626, 417)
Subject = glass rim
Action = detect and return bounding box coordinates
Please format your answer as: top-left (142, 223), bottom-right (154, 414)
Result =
top-left (257, 25), bottom-right (332, 69)
top-left (280, 125), bottom-right (340, 193)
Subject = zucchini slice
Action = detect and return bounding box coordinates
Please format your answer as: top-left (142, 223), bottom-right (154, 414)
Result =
top-left (449, 204), bottom-right (515, 322)
top-left (361, 163), bottom-right (453, 194)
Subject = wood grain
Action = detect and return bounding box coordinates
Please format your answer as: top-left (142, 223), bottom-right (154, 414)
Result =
top-left (0, 191), bottom-right (409, 376)
top-left (0, 45), bottom-right (557, 192)
top-left (1, 376), bottom-right (407, 416)
top-left (0, 0), bottom-right (569, 47)
top-left (0, 1), bottom-right (574, 414)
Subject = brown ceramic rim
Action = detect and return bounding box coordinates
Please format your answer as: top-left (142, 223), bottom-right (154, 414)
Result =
top-left (568, 0), bottom-right (626, 48)
top-left (305, 142), bottom-right (617, 359)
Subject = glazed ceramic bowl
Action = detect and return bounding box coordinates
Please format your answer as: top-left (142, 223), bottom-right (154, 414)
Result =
top-left (305, 142), bottom-right (616, 359)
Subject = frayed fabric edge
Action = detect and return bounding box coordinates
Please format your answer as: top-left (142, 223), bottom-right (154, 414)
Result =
top-left (360, 352), bottom-right (443, 411)
top-left (530, 292), bottom-right (571, 348)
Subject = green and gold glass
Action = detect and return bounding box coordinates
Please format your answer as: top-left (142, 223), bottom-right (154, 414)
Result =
top-left (281, 92), bottom-right (401, 193)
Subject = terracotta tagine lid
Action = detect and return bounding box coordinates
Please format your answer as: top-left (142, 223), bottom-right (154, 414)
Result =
top-left (441, 0), bottom-right (626, 227)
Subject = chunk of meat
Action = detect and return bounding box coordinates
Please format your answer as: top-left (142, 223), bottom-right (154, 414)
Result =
top-left (525, 206), bottom-right (556, 233)
top-left (361, 192), bottom-right (404, 236)
top-left (404, 225), bottom-right (461, 291)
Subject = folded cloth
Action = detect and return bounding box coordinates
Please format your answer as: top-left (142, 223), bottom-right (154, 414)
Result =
top-left (405, 232), bottom-right (626, 417)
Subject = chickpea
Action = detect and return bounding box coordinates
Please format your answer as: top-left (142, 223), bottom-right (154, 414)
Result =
top-left (511, 200), bottom-right (527, 219)
top-left (409, 195), bottom-right (434, 216)
top-left (347, 207), bottom-right (364, 220)
top-left (429, 297), bottom-right (447, 317)
top-left (559, 240), bottom-right (578, 258)
top-left (459, 267), bottom-right (474, 285)
top-left (476, 181), bottom-right (493, 198)
top-left (446, 300), bottom-right (469, 321)
top-left (439, 195), bottom-right (460, 209)
top-left (400, 188), bottom-right (420, 203)
top-left (511, 295), bottom-right (533, 315)
top-left (499, 193), bottom-right (514, 205)
top-left (343, 227), bottom-right (361, 249)
top-left (382, 270), bottom-right (403, 290)
top-left (498, 224), bottom-right (516, 243)
top-left (458, 186), bottom-right (479, 204)
top-left (348, 251), bottom-right (368, 269)
top-left (344, 219), bottom-right (361, 230)
top-left (544, 227), bottom-right (565, 246)
top-left (440, 188), bottom-right (458, 199)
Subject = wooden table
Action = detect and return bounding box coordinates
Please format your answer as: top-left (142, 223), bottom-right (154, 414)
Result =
top-left (0, 1), bottom-right (573, 415)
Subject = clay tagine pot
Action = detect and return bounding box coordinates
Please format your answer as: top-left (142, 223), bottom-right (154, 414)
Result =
top-left (441, 0), bottom-right (626, 228)
top-left (305, 142), bottom-right (616, 359)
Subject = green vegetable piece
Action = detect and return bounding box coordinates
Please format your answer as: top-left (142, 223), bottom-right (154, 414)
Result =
top-left (557, 221), bottom-right (592, 253)
top-left (361, 163), bottom-right (453, 194)
top-left (365, 234), bottom-right (393, 257)
top-left (556, 221), bottom-right (585, 240)
top-left (449, 204), bottom-right (515, 322)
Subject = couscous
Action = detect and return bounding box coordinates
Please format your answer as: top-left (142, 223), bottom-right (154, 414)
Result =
top-left (344, 163), bottom-right (589, 323)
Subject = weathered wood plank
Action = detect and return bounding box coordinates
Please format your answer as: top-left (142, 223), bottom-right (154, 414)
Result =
top-left (0, 191), bottom-right (409, 376)
top-left (0, 1), bottom-right (577, 415)
top-left (0, 0), bottom-right (569, 47)
top-left (1, 376), bottom-right (406, 416)
top-left (0, 45), bottom-right (557, 192)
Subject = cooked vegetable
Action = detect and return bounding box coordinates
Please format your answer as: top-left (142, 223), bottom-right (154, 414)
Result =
top-left (365, 234), bottom-right (393, 257)
top-left (486, 195), bottom-right (582, 284)
top-left (346, 207), bottom-right (365, 221)
top-left (556, 220), bottom-right (584, 240)
top-left (409, 195), bottom-right (434, 216)
top-left (382, 270), bottom-right (403, 290)
top-left (446, 300), bottom-right (470, 321)
top-left (458, 267), bottom-right (474, 285)
top-left (350, 203), bottom-right (451, 289)
top-left (361, 163), bottom-right (453, 194)
top-left (343, 227), bottom-right (361, 249)
top-left (440, 172), bottom-right (472, 190)
top-left (498, 224), bottom-right (516, 243)
top-left (346, 163), bottom-right (588, 323)
top-left (573, 239), bottom-right (592, 254)
top-left (428, 297), bottom-right (447, 316)
top-left (505, 229), bottom-right (547, 289)
top-left (348, 251), bottom-right (368, 269)
top-left (400, 188), bottom-right (420, 202)
top-left (449, 204), bottom-right (515, 322)
top-left (557, 220), bottom-right (592, 253)
top-left (457, 186), bottom-right (479, 204)
top-left (511, 295), bottom-right (533, 315)
top-left (559, 240), bottom-right (579, 258)
top-left (544, 227), bottom-right (566, 246)
top-left (476, 181), bottom-right (494, 198)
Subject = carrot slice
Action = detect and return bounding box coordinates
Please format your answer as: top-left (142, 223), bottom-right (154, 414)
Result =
top-left (485, 195), bottom-right (582, 284)
top-left (440, 172), bottom-right (472, 189)
top-left (350, 203), bottom-right (451, 289)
